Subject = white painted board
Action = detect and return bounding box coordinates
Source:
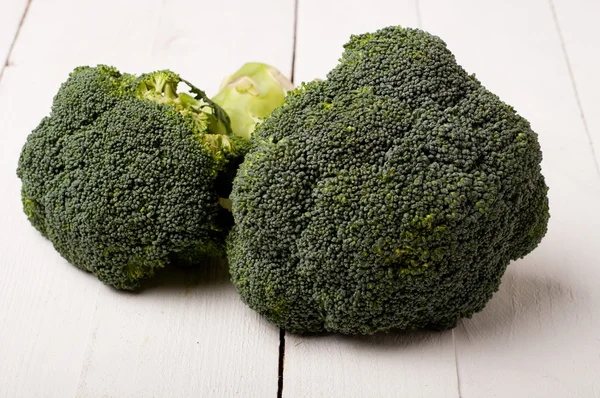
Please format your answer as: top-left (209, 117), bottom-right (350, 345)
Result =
top-left (284, 1), bottom-right (461, 397)
top-left (285, 332), bottom-right (460, 398)
top-left (0, 0), bottom-right (294, 396)
top-left (0, 0), bottom-right (27, 75)
top-left (552, 0), bottom-right (600, 173)
top-left (420, 0), bottom-right (600, 397)
top-left (294, 0), bottom-right (423, 85)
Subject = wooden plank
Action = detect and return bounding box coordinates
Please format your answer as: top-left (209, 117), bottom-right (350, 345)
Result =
top-left (419, 0), bottom-right (600, 397)
top-left (551, 0), bottom-right (600, 172)
top-left (293, 0), bottom-right (423, 84)
top-left (0, 0), bottom-right (27, 76)
top-left (74, 263), bottom-right (280, 397)
top-left (148, 0), bottom-right (295, 96)
top-left (285, 332), bottom-right (459, 398)
top-left (0, 0), bottom-right (294, 396)
top-left (284, 1), bottom-right (461, 397)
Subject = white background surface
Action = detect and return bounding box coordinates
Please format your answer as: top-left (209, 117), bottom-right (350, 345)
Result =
top-left (0, 0), bottom-right (598, 397)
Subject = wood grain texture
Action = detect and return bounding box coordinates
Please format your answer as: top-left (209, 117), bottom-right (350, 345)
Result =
top-left (284, 2), bottom-right (461, 397)
top-left (0, 0), bottom-right (28, 76)
top-left (0, 0), bottom-right (294, 396)
top-left (419, 0), bottom-right (600, 397)
top-left (551, 0), bottom-right (600, 173)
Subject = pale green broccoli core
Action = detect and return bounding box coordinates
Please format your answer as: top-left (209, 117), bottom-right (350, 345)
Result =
top-left (212, 62), bottom-right (293, 140)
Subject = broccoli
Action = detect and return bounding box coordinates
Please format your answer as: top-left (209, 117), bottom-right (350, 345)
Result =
top-left (17, 65), bottom-right (242, 290)
top-left (227, 27), bottom-right (550, 334)
top-left (212, 62), bottom-right (293, 205)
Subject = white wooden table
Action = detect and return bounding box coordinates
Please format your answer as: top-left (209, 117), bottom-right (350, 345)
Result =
top-left (1, 0), bottom-right (599, 397)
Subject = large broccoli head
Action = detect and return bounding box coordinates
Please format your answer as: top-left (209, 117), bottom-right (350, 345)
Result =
top-left (17, 65), bottom-right (242, 290)
top-left (228, 27), bottom-right (550, 334)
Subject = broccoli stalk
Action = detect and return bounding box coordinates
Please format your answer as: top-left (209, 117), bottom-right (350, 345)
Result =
top-left (212, 62), bottom-right (293, 140)
top-left (210, 63), bottom-right (293, 209)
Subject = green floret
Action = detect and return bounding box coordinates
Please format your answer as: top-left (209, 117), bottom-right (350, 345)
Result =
top-left (228, 27), bottom-right (550, 334)
top-left (17, 65), bottom-right (239, 290)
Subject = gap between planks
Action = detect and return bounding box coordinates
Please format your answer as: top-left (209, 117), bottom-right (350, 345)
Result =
top-left (277, 328), bottom-right (286, 398)
top-left (451, 328), bottom-right (463, 398)
top-left (277, 0), bottom-right (300, 396)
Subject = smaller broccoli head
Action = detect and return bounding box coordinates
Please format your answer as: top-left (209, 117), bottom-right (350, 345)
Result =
top-left (17, 65), bottom-right (240, 290)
